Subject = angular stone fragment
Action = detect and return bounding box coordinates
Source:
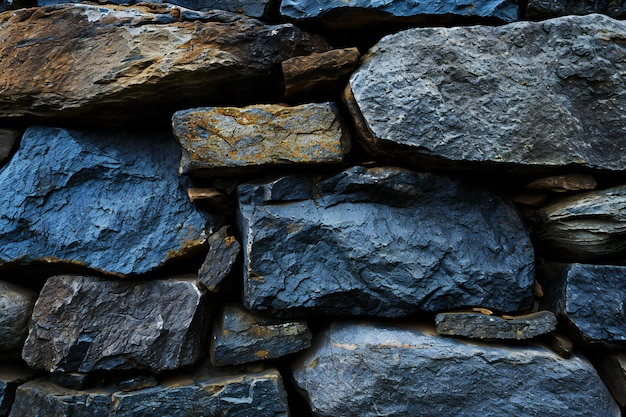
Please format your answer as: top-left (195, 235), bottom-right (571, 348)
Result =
top-left (0, 4), bottom-right (329, 124)
top-left (22, 275), bottom-right (209, 373)
top-left (0, 281), bottom-right (36, 357)
top-left (173, 103), bottom-right (350, 177)
top-left (0, 126), bottom-right (218, 276)
top-left (198, 226), bottom-right (241, 292)
top-left (211, 303), bottom-right (311, 366)
top-left (524, 174), bottom-right (597, 193)
top-left (435, 310), bottom-right (557, 340)
top-left (238, 166), bottom-right (535, 317)
top-left (540, 263), bottom-right (626, 345)
top-left (542, 331), bottom-right (574, 358)
top-left (345, 14), bottom-right (626, 173)
top-left (0, 129), bottom-right (18, 166)
top-left (533, 185), bottom-right (626, 262)
top-left (526, 0), bottom-right (626, 19)
top-left (0, 361), bottom-right (37, 416)
top-left (282, 48), bottom-right (361, 99)
top-left (597, 352), bottom-right (626, 407)
top-left (9, 364), bottom-right (288, 417)
top-left (292, 321), bottom-right (620, 417)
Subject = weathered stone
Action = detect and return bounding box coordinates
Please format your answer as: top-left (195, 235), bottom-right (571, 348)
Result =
top-left (345, 14), bottom-right (626, 173)
top-left (0, 126), bottom-right (218, 276)
top-left (0, 129), bottom-right (18, 166)
top-left (22, 275), bottom-right (209, 373)
top-left (0, 281), bottom-right (36, 357)
top-left (173, 103), bottom-right (350, 177)
top-left (198, 226), bottom-right (241, 292)
top-left (116, 375), bottom-right (158, 392)
top-left (597, 352), bottom-right (626, 407)
top-left (238, 166), bottom-right (535, 317)
top-left (0, 0), bottom-right (31, 12)
top-left (540, 263), bottom-right (626, 345)
top-left (282, 48), bottom-right (361, 99)
top-left (292, 321), bottom-right (620, 417)
top-left (542, 332), bottom-right (574, 358)
top-left (0, 4), bottom-right (329, 124)
top-left (50, 372), bottom-right (90, 390)
top-left (435, 310), bottom-right (557, 340)
top-left (526, 0), bottom-right (626, 19)
top-left (9, 364), bottom-right (288, 417)
top-left (524, 174), bottom-right (597, 193)
top-left (533, 185), bottom-right (626, 262)
top-left (0, 361), bottom-right (38, 416)
top-left (211, 303), bottom-right (311, 366)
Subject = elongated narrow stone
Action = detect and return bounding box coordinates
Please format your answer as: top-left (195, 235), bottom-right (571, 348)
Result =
top-left (526, 0), bottom-right (626, 19)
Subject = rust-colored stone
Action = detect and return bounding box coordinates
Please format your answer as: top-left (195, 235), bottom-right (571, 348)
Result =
top-left (524, 174), bottom-right (597, 193)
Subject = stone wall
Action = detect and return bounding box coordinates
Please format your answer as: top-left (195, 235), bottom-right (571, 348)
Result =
top-left (0, 0), bottom-right (625, 415)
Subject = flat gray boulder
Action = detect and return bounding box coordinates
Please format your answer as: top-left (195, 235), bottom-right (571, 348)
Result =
top-left (238, 166), bottom-right (535, 317)
top-left (292, 321), bottom-right (620, 417)
top-left (345, 14), bottom-right (626, 173)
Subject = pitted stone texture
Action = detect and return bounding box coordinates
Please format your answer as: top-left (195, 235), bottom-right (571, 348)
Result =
top-left (526, 0), bottom-right (626, 19)
top-left (540, 263), bottom-right (626, 345)
top-left (173, 103), bottom-right (350, 177)
top-left (211, 303), bottom-right (312, 366)
top-left (0, 281), bottom-right (36, 357)
top-left (238, 166), bottom-right (534, 317)
top-left (346, 14), bottom-right (626, 173)
top-left (22, 275), bottom-right (209, 373)
top-left (0, 4), bottom-right (328, 124)
top-left (0, 126), bottom-right (218, 276)
top-left (533, 185), bottom-right (626, 263)
top-left (198, 226), bottom-right (241, 292)
top-left (292, 321), bottom-right (620, 417)
top-left (8, 364), bottom-right (288, 417)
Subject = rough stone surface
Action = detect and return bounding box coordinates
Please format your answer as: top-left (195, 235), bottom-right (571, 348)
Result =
top-left (597, 352), bottom-right (626, 406)
top-left (292, 321), bottom-right (620, 417)
top-left (198, 226), bottom-right (241, 292)
top-left (0, 129), bottom-right (18, 166)
top-left (211, 303), bottom-right (312, 366)
top-left (540, 263), bottom-right (626, 344)
top-left (435, 310), bottom-right (557, 340)
top-left (22, 275), bottom-right (209, 373)
top-left (9, 363), bottom-right (288, 417)
top-left (238, 166), bottom-right (535, 317)
top-left (0, 126), bottom-right (218, 276)
top-left (345, 14), bottom-right (626, 173)
top-left (526, 0), bottom-right (626, 19)
top-left (0, 361), bottom-right (37, 416)
top-left (533, 185), bottom-right (626, 263)
top-left (0, 4), bottom-right (329, 124)
top-left (0, 281), bottom-right (36, 357)
top-left (524, 174), bottom-right (597, 193)
top-left (173, 102), bottom-right (351, 177)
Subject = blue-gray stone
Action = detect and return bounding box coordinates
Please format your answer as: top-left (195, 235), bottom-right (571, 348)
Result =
top-left (526, 0), bottom-right (626, 19)
top-left (0, 126), bottom-right (220, 277)
top-left (237, 166), bottom-right (535, 317)
top-left (0, 361), bottom-right (37, 416)
top-left (292, 321), bottom-right (620, 417)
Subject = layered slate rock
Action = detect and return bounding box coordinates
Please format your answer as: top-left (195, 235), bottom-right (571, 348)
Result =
top-left (524, 174), bottom-right (597, 193)
top-left (526, 0), bottom-right (626, 19)
top-left (211, 303), bottom-right (312, 366)
top-left (198, 226), bottom-right (241, 292)
top-left (0, 129), bottom-right (18, 166)
top-left (173, 103), bottom-right (350, 177)
top-left (435, 310), bottom-right (557, 340)
top-left (9, 364), bottom-right (288, 417)
top-left (292, 321), bottom-right (620, 417)
top-left (540, 263), bottom-right (626, 344)
top-left (238, 166), bottom-right (535, 317)
top-left (22, 275), bottom-right (209, 373)
top-left (0, 361), bottom-right (37, 416)
top-left (345, 14), bottom-right (626, 172)
top-left (533, 185), bottom-right (626, 262)
top-left (0, 126), bottom-right (218, 276)
top-left (0, 281), bottom-right (36, 357)
top-left (0, 4), bottom-right (329, 124)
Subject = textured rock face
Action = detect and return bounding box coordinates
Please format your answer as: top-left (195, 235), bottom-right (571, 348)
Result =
top-left (0, 4), bottom-right (329, 124)
top-left (238, 166), bottom-right (535, 317)
top-left (526, 0), bottom-right (626, 19)
top-left (211, 303), bottom-right (312, 366)
top-left (533, 185), bottom-right (626, 263)
top-left (0, 126), bottom-right (217, 276)
top-left (0, 362), bottom-right (37, 416)
top-left (173, 103), bottom-right (350, 177)
top-left (346, 14), bottom-right (626, 172)
top-left (292, 321), bottom-right (620, 417)
top-left (198, 226), bottom-right (241, 292)
top-left (540, 263), bottom-right (626, 344)
top-left (0, 281), bottom-right (36, 356)
top-left (9, 364), bottom-right (288, 417)
top-left (22, 275), bottom-right (209, 373)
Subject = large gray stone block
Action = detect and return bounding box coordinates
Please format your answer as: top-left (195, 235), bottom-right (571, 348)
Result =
top-left (526, 0), bottom-right (626, 19)
top-left (238, 166), bottom-right (535, 317)
top-left (292, 321), bottom-right (620, 417)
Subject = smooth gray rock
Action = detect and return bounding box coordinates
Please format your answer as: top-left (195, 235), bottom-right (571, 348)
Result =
top-left (0, 129), bottom-right (18, 166)
top-left (0, 126), bottom-right (219, 277)
top-left (22, 275), bottom-right (209, 373)
top-left (540, 263), bottom-right (626, 345)
top-left (533, 185), bottom-right (626, 263)
top-left (198, 226), bottom-right (241, 292)
top-left (238, 166), bottom-right (535, 317)
top-left (345, 14), bottom-right (626, 173)
top-left (0, 361), bottom-right (38, 416)
top-left (0, 281), bottom-right (36, 357)
top-left (211, 303), bottom-right (312, 366)
top-left (435, 310), bottom-right (557, 340)
top-left (9, 363), bottom-right (288, 417)
top-left (526, 0), bottom-right (626, 19)
top-left (292, 321), bottom-right (620, 417)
